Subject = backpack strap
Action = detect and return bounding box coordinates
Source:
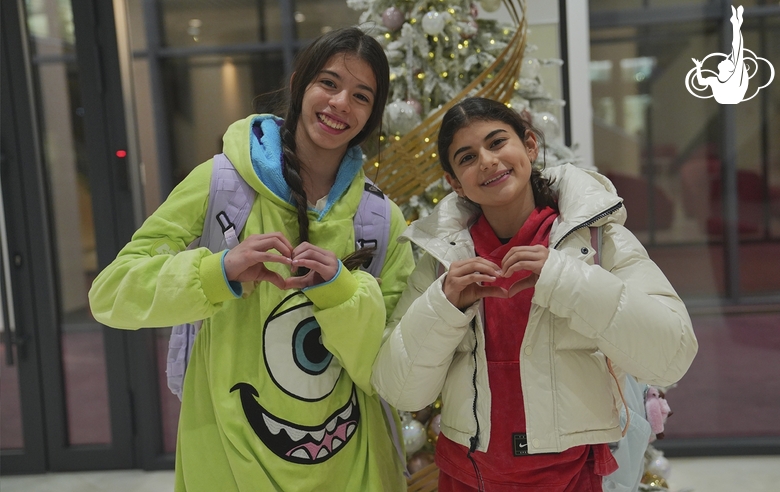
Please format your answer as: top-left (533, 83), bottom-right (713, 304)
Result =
top-left (167, 153), bottom-right (255, 400)
top-left (353, 178), bottom-right (391, 278)
top-left (200, 153), bottom-right (257, 252)
top-left (589, 225), bottom-right (602, 267)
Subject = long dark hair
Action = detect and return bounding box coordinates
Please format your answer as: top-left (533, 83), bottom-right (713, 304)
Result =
top-left (280, 27), bottom-right (389, 251)
top-left (437, 97), bottom-right (557, 210)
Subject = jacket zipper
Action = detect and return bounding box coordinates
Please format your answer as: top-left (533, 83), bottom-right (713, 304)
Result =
top-left (552, 202), bottom-right (623, 250)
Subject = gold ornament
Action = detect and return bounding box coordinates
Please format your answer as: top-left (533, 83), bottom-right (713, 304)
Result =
top-left (640, 472), bottom-right (669, 489)
top-left (363, 0), bottom-right (528, 205)
top-left (427, 414), bottom-right (442, 444)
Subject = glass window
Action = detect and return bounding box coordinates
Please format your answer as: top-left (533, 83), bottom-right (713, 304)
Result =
top-left (735, 16), bottom-right (780, 294)
top-left (590, 3), bottom-right (780, 446)
top-left (294, 0), bottom-right (362, 40)
top-left (27, 0), bottom-right (112, 446)
top-left (160, 0), bottom-right (276, 47)
top-left (161, 52), bottom-right (286, 183)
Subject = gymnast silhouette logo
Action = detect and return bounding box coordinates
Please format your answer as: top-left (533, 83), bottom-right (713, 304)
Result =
top-left (685, 5), bottom-right (774, 104)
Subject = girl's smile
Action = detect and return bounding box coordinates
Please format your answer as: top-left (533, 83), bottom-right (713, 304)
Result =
top-left (445, 119), bottom-right (539, 238)
top-left (296, 54), bottom-right (376, 160)
top-left (317, 112), bottom-right (349, 132)
top-left (482, 169), bottom-right (512, 186)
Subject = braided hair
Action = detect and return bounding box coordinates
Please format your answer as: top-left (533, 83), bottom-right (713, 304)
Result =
top-left (280, 27), bottom-right (389, 270)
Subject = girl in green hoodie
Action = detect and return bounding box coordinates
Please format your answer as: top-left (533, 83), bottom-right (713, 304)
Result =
top-left (89, 27), bottom-right (414, 491)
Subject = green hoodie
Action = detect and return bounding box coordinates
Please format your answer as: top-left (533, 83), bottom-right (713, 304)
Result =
top-left (89, 115), bottom-right (415, 491)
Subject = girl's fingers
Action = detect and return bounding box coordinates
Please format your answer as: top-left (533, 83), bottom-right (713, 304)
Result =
top-left (263, 272), bottom-right (289, 290)
top-left (506, 274), bottom-right (539, 297)
top-left (450, 259), bottom-right (502, 278)
top-left (250, 251), bottom-right (292, 265)
top-left (245, 233), bottom-right (294, 256)
top-left (501, 246), bottom-right (548, 275)
top-left (291, 248), bottom-right (336, 266)
top-left (292, 241), bottom-right (332, 258)
top-left (502, 262), bottom-right (540, 277)
top-left (451, 272), bottom-right (498, 287)
top-left (283, 275), bottom-right (312, 290)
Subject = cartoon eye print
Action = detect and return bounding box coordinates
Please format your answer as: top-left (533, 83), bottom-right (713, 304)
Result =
top-left (263, 294), bottom-right (342, 401)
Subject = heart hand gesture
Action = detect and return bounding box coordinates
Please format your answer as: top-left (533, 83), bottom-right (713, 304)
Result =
top-left (285, 242), bottom-right (340, 290)
top-left (442, 245), bottom-right (550, 310)
top-left (443, 258), bottom-right (506, 310)
top-left (223, 232), bottom-right (294, 290)
top-left (498, 245), bottom-right (549, 297)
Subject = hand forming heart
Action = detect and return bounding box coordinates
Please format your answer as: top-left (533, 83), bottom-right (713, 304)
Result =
top-left (224, 234), bottom-right (339, 291)
top-left (443, 245), bottom-right (549, 310)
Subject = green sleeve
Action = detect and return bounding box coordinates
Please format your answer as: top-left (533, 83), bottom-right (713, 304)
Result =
top-left (88, 160), bottom-right (237, 329)
top-left (303, 201), bottom-right (415, 395)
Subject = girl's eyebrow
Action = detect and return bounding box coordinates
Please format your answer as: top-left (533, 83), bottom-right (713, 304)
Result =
top-left (452, 128), bottom-right (508, 160)
top-left (319, 70), bottom-right (376, 96)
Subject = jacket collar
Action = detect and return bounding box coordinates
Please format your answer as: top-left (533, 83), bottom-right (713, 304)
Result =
top-left (246, 114), bottom-right (365, 221)
top-left (544, 164), bottom-right (625, 247)
top-left (401, 164), bottom-right (625, 262)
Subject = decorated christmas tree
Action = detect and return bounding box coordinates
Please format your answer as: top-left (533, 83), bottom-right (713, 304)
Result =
top-left (348, 1), bottom-right (678, 490)
top-left (349, 0), bottom-right (585, 223)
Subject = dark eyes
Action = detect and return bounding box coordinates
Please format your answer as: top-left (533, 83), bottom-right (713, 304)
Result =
top-left (457, 138), bottom-right (507, 165)
top-left (458, 154), bottom-right (475, 165)
top-left (319, 78), bottom-right (371, 104)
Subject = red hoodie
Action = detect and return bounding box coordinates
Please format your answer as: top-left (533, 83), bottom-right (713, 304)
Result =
top-left (435, 207), bottom-right (617, 491)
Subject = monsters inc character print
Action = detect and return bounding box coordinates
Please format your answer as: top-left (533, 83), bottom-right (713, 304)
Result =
top-left (231, 292), bottom-right (360, 464)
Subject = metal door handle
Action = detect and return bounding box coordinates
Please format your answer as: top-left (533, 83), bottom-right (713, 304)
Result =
top-left (0, 155), bottom-right (18, 366)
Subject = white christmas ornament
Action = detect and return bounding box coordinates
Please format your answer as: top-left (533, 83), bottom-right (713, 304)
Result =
top-left (534, 111), bottom-right (561, 142)
top-left (384, 99), bottom-right (422, 135)
top-left (405, 98), bottom-right (423, 115)
top-left (521, 58), bottom-right (541, 79)
top-left (382, 7), bottom-right (404, 31)
top-left (402, 418), bottom-right (427, 456)
top-left (422, 11), bottom-right (445, 36)
top-left (647, 455), bottom-right (672, 479)
top-left (480, 0), bottom-right (502, 13)
top-left (460, 20), bottom-right (478, 39)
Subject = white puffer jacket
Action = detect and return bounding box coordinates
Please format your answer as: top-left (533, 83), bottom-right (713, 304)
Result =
top-left (372, 164), bottom-right (697, 455)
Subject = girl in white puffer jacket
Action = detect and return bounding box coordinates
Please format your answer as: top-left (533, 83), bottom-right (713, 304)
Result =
top-left (371, 98), bottom-right (697, 491)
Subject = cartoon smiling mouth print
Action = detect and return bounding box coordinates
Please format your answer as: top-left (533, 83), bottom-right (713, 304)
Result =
top-left (231, 382), bottom-right (360, 464)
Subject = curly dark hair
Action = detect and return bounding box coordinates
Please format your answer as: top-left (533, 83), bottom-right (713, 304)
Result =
top-left (437, 97), bottom-right (557, 210)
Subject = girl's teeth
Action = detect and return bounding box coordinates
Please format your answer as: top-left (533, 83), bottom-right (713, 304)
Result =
top-left (319, 114), bottom-right (346, 130)
top-left (484, 172), bottom-right (508, 185)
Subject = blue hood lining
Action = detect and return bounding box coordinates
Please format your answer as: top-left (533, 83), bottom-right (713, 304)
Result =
top-left (249, 115), bottom-right (364, 220)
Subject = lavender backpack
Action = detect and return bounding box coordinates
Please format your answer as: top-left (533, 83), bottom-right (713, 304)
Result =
top-left (165, 153), bottom-right (391, 400)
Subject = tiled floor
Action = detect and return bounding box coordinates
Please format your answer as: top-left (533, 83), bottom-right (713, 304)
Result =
top-left (1, 455), bottom-right (779, 491)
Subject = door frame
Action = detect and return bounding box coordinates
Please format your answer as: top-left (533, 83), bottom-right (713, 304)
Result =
top-left (0, 0), bottom-right (151, 473)
top-left (0, 0), bottom-right (49, 474)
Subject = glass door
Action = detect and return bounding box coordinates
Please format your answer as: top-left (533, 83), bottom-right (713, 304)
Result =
top-left (1, 0), bottom-right (137, 473)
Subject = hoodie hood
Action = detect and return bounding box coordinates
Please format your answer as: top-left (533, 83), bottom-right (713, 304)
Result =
top-left (402, 164), bottom-right (625, 253)
top-left (543, 164), bottom-right (625, 247)
top-left (221, 114), bottom-right (365, 221)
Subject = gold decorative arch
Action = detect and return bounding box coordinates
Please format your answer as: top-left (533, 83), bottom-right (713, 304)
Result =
top-left (365, 0), bottom-right (528, 205)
